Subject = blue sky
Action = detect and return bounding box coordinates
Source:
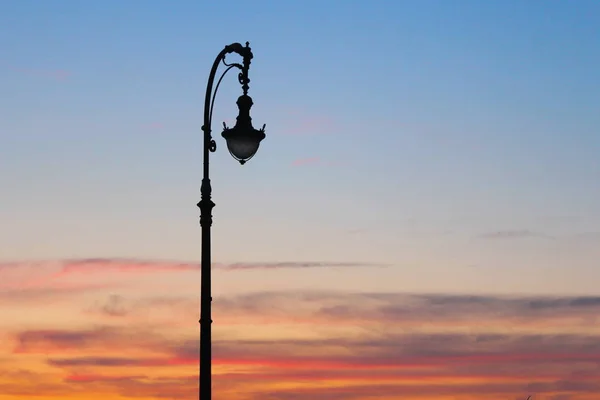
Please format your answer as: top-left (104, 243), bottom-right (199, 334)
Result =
top-left (1, 0), bottom-right (600, 296)
top-left (2, 3), bottom-right (600, 400)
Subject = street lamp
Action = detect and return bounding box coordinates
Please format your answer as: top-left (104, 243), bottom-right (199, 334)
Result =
top-left (197, 42), bottom-right (265, 399)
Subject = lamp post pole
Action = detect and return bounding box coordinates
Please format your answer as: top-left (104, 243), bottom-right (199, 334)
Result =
top-left (197, 42), bottom-right (266, 400)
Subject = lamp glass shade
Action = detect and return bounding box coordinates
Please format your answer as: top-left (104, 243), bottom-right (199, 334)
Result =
top-left (222, 126), bottom-right (265, 164)
top-left (221, 94), bottom-right (266, 164)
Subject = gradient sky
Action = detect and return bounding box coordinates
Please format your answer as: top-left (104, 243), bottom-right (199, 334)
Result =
top-left (1, 1), bottom-right (600, 399)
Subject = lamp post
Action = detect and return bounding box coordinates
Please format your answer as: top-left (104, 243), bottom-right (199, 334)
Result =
top-left (197, 42), bottom-right (265, 400)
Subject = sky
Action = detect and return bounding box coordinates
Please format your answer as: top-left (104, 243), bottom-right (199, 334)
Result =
top-left (1, 0), bottom-right (599, 399)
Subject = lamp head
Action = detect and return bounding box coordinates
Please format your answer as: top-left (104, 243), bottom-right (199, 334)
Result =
top-left (221, 94), bottom-right (266, 165)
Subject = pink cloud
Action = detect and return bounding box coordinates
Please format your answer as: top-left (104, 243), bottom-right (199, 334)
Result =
top-left (141, 122), bottom-right (164, 130)
top-left (0, 283), bottom-right (118, 305)
top-left (55, 258), bottom-right (198, 277)
top-left (292, 157), bottom-right (321, 166)
top-left (52, 259), bottom-right (378, 278)
top-left (291, 157), bottom-right (349, 167)
top-left (1, 259), bottom-right (381, 288)
top-left (324, 160), bottom-right (351, 167)
top-left (3, 62), bottom-right (72, 81)
top-left (277, 109), bottom-right (336, 136)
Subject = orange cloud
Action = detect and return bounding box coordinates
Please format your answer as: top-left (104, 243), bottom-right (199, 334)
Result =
top-left (3, 258), bottom-right (600, 399)
top-left (6, 305), bottom-right (600, 399)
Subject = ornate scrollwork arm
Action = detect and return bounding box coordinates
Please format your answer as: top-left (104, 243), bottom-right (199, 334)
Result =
top-left (208, 139), bottom-right (216, 152)
top-left (222, 54), bottom-right (243, 70)
top-left (204, 42), bottom-right (254, 150)
top-left (202, 42), bottom-right (254, 161)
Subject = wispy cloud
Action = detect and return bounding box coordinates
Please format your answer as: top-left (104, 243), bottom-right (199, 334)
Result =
top-left (56, 258), bottom-right (199, 276)
top-left (15, 327), bottom-right (116, 354)
top-left (0, 260), bottom-right (384, 300)
top-left (278, 109), bottom-right (336, 136)
top-left (211, 291), bottom-right (600, 332)
top-left (2, 61), bottom-right (72, 81)
top-left (96, 294), bottom-right (128, 317)
top-left (13, 326), bottom-right (166, 356)
top-left (291, 157), bottom-right (347, 167)
top-left (291, 157), bottom-right (321, 166)
top-left (140, 122), bottom-right (164, 130)
top-left (87, 294), bottom-right (195, 318)
top-left (477, 229), bottom-right (554, 240)
top-left (570, 232), bottom-right (600, 240)
top-left (1, 258), bottom-right (381, 279)
top-left (220, 261), bottom-right (385, 271)
top-left (0, 283), bottom-right (118, 304)
top-left (347, 228), bottom-right (368, 235)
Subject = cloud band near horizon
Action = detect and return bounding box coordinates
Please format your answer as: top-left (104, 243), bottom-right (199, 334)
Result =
top-left (3, 289), bottom-right (600, 399)
top-left (1, 259), bottom-right (599, 400)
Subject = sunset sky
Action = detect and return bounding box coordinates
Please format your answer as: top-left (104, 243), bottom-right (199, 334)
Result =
top-left (1, 1), bottom-right (600, 399)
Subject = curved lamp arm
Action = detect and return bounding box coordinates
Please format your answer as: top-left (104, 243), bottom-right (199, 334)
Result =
top-left (202, 42), bottom-right (253, 159)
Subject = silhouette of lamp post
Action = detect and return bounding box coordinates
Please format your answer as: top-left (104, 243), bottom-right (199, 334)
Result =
top-left (197, 42), bottom-right (265, 399)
